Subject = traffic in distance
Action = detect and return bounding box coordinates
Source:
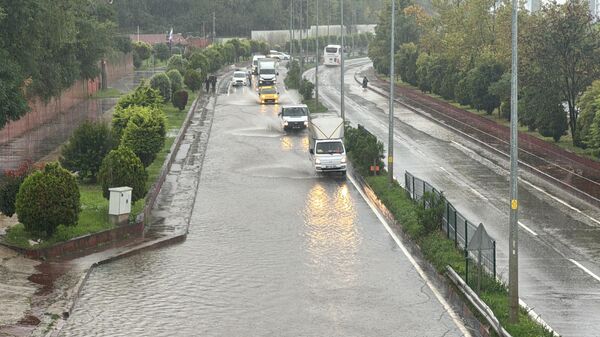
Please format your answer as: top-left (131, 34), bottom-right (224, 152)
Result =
top-left (231, 52), bottom-right (347, 175)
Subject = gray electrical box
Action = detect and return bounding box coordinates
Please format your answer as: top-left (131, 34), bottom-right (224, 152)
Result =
top-left (108, 186), bottom-right (132, 226)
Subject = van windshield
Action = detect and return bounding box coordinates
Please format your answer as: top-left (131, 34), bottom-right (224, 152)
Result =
top-left (283, 107), bottom-right (308, 117)
top-left (325, 47), bottom-right (339, 53)
top-left (261, 68), bottom-right (276, 74)
top-left (316, 141), bottom-right (344, 154)
top-left (234, 72), bottom-right (246, 78)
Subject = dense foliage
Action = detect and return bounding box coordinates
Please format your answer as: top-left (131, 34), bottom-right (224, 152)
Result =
top-left (284, 60), bottom-right (302, 89)
top-left (113, 0), bottom-right (383, 36)
top-left (15, 163), bottom-right (80, 238)
top-left (166, 69), bottom-right (184, 94)
top-left (368, 0), bottom-right (600, 147)
top-left (116, 84), bottom-right (163, 110)
top-left (120, 107), bottom-right (167, 167)
top-left (172, 90), bottom-right (189, 111)
top-left (0, 0), bottom-right (120, 128)
top-left (344, 124), bottom-right (385, 176)
top-left (149, 72), bottom-right (172, 102)
top-left (184, 69), bottom-right (204, 92)
top-left (60, 121), bottom-right (115, 181)
top-left (98, 146), bottom-right (148, 203)
top-left (0, 161), bottom-right (38, 217)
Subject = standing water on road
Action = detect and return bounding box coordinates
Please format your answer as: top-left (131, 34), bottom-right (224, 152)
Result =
top-left (60, 73), bottom-right (469, 337)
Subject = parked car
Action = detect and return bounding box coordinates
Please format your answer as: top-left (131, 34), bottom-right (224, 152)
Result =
top-left (267, 50), bottom-right (290, 60)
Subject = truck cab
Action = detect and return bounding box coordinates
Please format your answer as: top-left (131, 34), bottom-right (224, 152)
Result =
top-left (258, 58), bottom-right (278, 86)
top-left (308, 113), bottom-right (347, 174)
top-left (279, 104), bottom-right (309, 130)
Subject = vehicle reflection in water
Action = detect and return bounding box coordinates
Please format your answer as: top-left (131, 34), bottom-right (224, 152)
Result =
top-left (303, 183), bottom-right (360, 287)
top-left (258, 103), bottom-right (279, 117)
top-left (280, 134), bottom-right (309, 152)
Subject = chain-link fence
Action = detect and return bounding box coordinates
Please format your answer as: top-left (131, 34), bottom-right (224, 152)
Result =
top-left (405, 171), bottom-right (496, 281)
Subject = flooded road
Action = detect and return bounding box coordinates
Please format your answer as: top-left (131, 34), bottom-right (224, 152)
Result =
top-left (307, 59), bottom-right (600, 336)
top-left (0, 70), bottom-right (158, 170)
top-left (60, 74), bottom-right (470, 336)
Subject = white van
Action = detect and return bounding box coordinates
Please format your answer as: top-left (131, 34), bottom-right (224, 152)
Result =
top-left (252, 54), bottom-right (266, 75)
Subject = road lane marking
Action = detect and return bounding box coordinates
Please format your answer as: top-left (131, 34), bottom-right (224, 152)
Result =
top-left (469, 187), bottom-right (488, 201)
top-left (518, 221), bottom-right (538, 236)
top-left (347, 174), bottom-right (474, 337)
top-left (569, 259), bottom-right (600, 283)
top-left (520, 179), bottom-right (600, 226)
top-left (439, 166), bottom-right (450, 175)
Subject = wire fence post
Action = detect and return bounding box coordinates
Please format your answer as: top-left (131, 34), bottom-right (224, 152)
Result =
top-left (454, 210), bottom-right (458, 247)
top-left (446, 201), bottom-right (450, 239)
top-left (493, 240), bottom-right (497, 279)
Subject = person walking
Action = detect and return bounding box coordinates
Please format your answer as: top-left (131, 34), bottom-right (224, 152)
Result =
top-left (362, 76), bottom-right (369, 90)
top-left (210, 75), bottom-right (217, 93)
top-left (204, 76), bottom-right (210, 93)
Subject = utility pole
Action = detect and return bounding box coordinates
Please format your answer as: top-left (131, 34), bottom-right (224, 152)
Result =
top-left (509, 0), bottom-right (520, 324)
top-left (290, 0), bottom-right (294, 57)
top-left (340, 0), bottom-right (345, 122)
top-left (212, 12), bottom-right (216, 43)
top-left (327, 0), bottom-right (331, 44)
top-left (388, 0), bottom-right (395, 184)
top-left (315, 0), bottom-right (319, 108)
top-left (300, 1), bottom-right (304, 68)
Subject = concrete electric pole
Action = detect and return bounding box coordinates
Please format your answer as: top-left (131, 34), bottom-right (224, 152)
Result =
top-left (388, 0), bottom-right (395, 184)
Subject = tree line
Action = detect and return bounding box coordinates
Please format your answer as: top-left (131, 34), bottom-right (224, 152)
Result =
top-left (368, 0), bottom-right (600, 155)
top-left (113, 0), bottom-right (383, 36)
top-left (0, 0), bottom-right (130, 129)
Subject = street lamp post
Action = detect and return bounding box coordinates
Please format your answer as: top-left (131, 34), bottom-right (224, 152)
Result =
top-left (508, 0), bottom-right (520, 323)
top-left (315, 0), bottom-right (319, 108)
top-left (388, 0), bottom-right (395, 185)
top-left (340, 0), bottom-right (345, 122)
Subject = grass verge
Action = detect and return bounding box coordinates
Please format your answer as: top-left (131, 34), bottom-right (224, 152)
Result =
top-left (303, 98), bottom-right (328, 113)
top-left (364, 174), bottom-right (553, 336)
top-left (91, 88), bottom-right (122, 99)
top-left (3, 89), bottom-right (199, 249)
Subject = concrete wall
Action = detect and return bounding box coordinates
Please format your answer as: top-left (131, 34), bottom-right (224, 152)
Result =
top-left (251, 24), bottom-right (376, 45)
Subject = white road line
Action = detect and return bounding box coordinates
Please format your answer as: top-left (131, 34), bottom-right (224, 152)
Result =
top-left (469, 187), bottom-right (488, 201)
top-left (569, 259), bottom-right (600, 283)
top-left (347, 174), bottom-right (473, 337)
top-left (520, 179), bottom-right (600, 226)
top-left (518, 221), bottom-right (538, 236)
top-left (439, 166), bottom-right (451, 175)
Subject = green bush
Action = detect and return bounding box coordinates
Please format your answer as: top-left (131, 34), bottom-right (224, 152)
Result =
top-left (166, 69), bottom-right (183, 94)
top-left (167, 54), bottom-right (189, 75)
top-left (416, 191), bottom-right (446, 235)
top-left (116, 84), bottom-right (162, 110)
top-left (60, 121), bottom-right (114, 181)
top-left (0, 161), bottom-right (37, 217)
top-left (15, 163), bottom-right (80, 238)
top-left (284, 60), bottom-right (302, 89)
top-left (149, 72), bottom-right (172, 102)
top-left (184, 69), bottom-right (203, 92)
top-left (120, 107), bottom-right (167, 167)
top-left (133, 53), bottom-right (142, 69)
top-left (188, 52), bottom-right (208, 73)
top-left (299, 79), bottom-right (314, 101)
top-left (344, 124), bottom-right (385, 176)
top-left (133, 41), bottom-right (152, 61)
top-left (98, 146), bottom-right (148, 203)
top-left (153, 43), bottom-right (171, 61)
top-left (172, 90), bottom-right (189, 111)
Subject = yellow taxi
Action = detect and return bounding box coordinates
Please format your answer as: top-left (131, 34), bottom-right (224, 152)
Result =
top-left (258, 86), bottom-right (279, 104)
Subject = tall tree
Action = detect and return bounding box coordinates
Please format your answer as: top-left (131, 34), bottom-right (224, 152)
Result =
top-left (521, 1), bottom-right (600, 145)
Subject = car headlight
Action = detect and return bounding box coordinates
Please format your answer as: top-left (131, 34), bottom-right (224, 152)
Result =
top-left (284, 121), bottom-right (288, 126)
top-left (341, 156), bottom-right (346, 163)
top-left (303, 121), bottom-right (308, 126)
top-left (315, 158), bottom-right (321, 164)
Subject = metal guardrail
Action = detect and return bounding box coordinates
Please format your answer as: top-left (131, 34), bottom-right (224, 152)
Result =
top-left (405, 171), bottom-right (496, 278)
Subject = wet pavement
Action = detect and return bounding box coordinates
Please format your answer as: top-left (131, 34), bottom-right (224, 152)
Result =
top-left (306, 59), bottom-right (600, 337)
top-left (59, 67), bottom-right (472, 336)
top-left (0, 70), bottom-right (160, 171)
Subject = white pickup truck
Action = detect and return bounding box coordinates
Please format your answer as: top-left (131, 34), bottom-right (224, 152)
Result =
top-left (308, 113), bottom-right (346, 175)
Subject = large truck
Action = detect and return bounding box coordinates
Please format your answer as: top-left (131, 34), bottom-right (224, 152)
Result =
top-left (308, 113), bottom-right (347, 175)
top-left (257, 58), bottom-right (278, 86)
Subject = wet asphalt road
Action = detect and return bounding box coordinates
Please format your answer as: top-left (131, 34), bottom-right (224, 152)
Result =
top-left (306, 59), bottom-right (600, 337)
top-left (59, 69), bottom-right (470, 336)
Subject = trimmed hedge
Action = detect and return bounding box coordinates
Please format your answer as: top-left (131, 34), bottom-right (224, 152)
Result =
top-left (120, 108), bottom-right (167, 167)
top-left (60, 121), bottom-right (114, 180)
top-left (0, 161), bottom-right (38, 217)
top-left (172, 90), bottom-right (189, 111)
top-left (98, 146), bottom-right (148, 203)
top-left (166, 69), bottom-right (184, 94)
top-left (149, 72), bottom-right (172, 102)
top-left (15, 163), bottom-right (80, 238)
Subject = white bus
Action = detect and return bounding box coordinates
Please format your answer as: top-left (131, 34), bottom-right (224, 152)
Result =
top-left (323, 44), bottom-right (342, 66)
